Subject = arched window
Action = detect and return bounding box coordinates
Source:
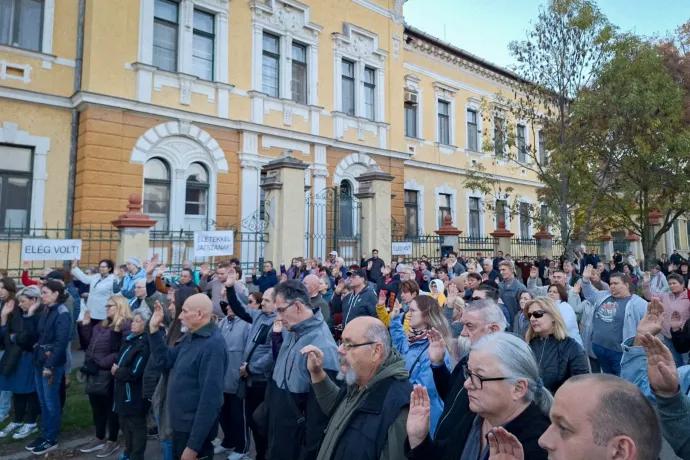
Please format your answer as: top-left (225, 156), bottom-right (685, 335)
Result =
top-left (184, 162), bottom-right (209, 229)
top-left (143, 158), bottom-right (170, 231)
top-left (340, 180), bottom-right (353, 237)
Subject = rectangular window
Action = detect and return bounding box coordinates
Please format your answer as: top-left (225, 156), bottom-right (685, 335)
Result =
top-left (191, 9), bottom-right (214, 81)
top-left (467, 109), bottom-right (478, 151)
top-left (341, 60), bottom-right (355, 116)
top-left (495, 199), bottom-right (507, 228)
top-left (0, 144), bottom-right (33, 231)
top-left (438, 193), bottom-right (451, 228)
top-left (519, 202), bottom-right (530, 239)
top-left (517, 125), bottom-right (527, 162)
top-left (0, 0), bottom-right (43, 52)
top-left (404, 190), bottom-right (419, 237)
top-left (364, 67), bottom-right (376, 120)
top-left (438, 100), bottom-right (450, 145)
top-left (404, 101), bottom-right (417, 138)
top-left (262, 33), bottom-right (280, 97)
top-left (494, 117), bottom-right (505, 156)
top-left (152, 0), bottom-right (178, 72)
top-left (291, 42), bottom-right (307, 104)
top-left (469, 197), bottom-right (481, 238)
top-left (538, 129), bottom-right (547, 165)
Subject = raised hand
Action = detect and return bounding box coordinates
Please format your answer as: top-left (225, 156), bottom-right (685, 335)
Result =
top-left (378, 290), bottom-right (387, 306)
top-left (407, 385), bottom-right (431, 449)
top-left (482, 273), bottom-right (489, 282)
top-left (72, 259), bottom-right (79, 269)
top-left (367, 261), bottom-right (373, 271)
top-left (640, 332), bottom-right (679, 398)
top-left (572, 282), bottom-right (581, 294)
top-left (636, 298), bottom-right (664, 338)
top-left (200, 262), bottom-right (211, 277)
top-left (81, 309), bottom-right (91, 325)
top-left (225, 268), bottom-right (236, 288)
top-left (582, 264), bottom-right (594, 282)
top-left (252, 266), bottom-right (257, 275)
top-left (150, 300), bottom-right (164, 332)
top-left (273, 319), bottom-right (283, 333)
top-left (671, 311), bottom-right (686, 332)
top-left (529, 266), bottom-right (538, 279)
top-left (300, 345), bottom-right (326, 383)
top-left (334, 278), bottom-right (346, 295)
top-left (643, 271), bottom-right (651, 284)
top-left (446, 283), bottom-right (459, 307)
top-left (390, 299), bottom-right (402, 319)
top-left (488, 427), bottom-right (525, 460)
top-left (427, 327), bottom-right (447, 365)
top-left (22, 260), bottom-right (30, 269)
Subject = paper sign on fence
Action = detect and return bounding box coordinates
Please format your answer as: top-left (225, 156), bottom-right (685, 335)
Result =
top-left (193, 231), bottom-right (235, 257)
top-left (391, 241), bottom-right (413, 256)
top-left (21, 239), bottom-right (83, 261)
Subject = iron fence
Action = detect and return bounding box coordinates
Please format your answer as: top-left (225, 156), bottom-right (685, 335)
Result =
top-left (1, 223), bottom-right (120, 283)
top-left (553, 239), bottom-right (566, 258)
top-left (511, 238), bottom-right (540, 258)
top-left (456, 237), bottom-right (498, 258)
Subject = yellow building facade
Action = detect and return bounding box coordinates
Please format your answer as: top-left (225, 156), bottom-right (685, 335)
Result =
top-left (4, 0), bottom-right (680, 264)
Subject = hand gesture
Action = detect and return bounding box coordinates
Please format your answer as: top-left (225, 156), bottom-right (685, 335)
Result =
top-left (280, 273), bottom-right (287, 282)
top-left (362, 252), bottom-right (367, 259)
top-left (572, 282), bottom-right (581, 294)
top-left (301, 345), bottom-right (326, 382)
top-left (273, 319), bottom-right (283, 334)
top-left (640, 332), bottom-right (679, 398)
top-left (252, 266), bottom-right (257, 275)
top-left (81, 309), bottom-right (91, 325)
top-left (335, 278), bottom-right (346, 295)
top-left (390, 299), bottom-right (402, 319)
top-left (200, 262), bottom-right (211, 277)
top-left (0, 299), bottom-right (14, 318)
top-left (111, 364), bottom-right (119, 376)
top-left (582, 264), bottom-right (594, 282)
top-left (636, 298), bottom-right (664, 338)
top-left (157, 263), bottom-right (167, 276)
top-left (482, 273), bottom-right (489, 282)
top-left (144, 258), bottom-right (156, 275)
top-left (382, 266), bottom-right (391, 277)
top-left (378, 290), bottom-right (387, 306)
top-left (28, 302), bottom-right (41, 317)
top-left (529, 266), bottom-right (538, 279)
top-left (488, 427), bottom-right (525, 460)
top-left (446, 283), bottom-right (459, 307)
top-left (643, 271), bottom-right (651, 283)
top-left (225, 269), bottom-right (236, 288)
top-left (239, 363), bottom-right (248, 379)
top-left (407, 385), bottom-right (431, 449)
top-left (150, 301), bottom-right (164, 332)
top-left (427, 328), bottom-right (447, 365)
top-left (72, 259), bottom-right (78, 269)
top-left (367, 261), bottom-right (373, 271)
top-left (22, 260), bottom-right (30, 269)
top-left (114, 265), bottom-right (121, 277)
top-left (671, 311), bottom-right (686, 332)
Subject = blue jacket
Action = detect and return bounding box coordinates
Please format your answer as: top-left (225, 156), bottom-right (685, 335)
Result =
top-left (252, 270), bottom-right (279, 293)
top-left (121, 268), bottom-right (146, 299)
top-left (33, 303), bottom-right (71, 371)
top-left (389, 317), bottom-right (450, 437)
top-left (148, 321), bottom-right (228, 452)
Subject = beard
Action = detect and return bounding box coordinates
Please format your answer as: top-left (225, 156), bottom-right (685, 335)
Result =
top-left (336, 358), bottom-right (357, 386)
top-left (180, 325), bottom-right (189, 333)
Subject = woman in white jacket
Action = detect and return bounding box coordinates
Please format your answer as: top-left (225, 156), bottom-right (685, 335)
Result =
top-left (70, 259), bottom-right (119, 322)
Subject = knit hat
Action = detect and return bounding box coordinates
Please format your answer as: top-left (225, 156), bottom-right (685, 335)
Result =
top-left (126, 257), bottom-right (142, 268)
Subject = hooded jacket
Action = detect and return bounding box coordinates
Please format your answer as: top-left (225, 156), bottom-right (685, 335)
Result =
top-left (331, 285), bottom-right (378, 325)
top-left (267, 313), bottom-right (339, 460)
top-left (113, 332), bottom-right (150, 416)
top-left (218, 315), bottom-right (251, 394)
top-left (528, 336), bottom-right (590, 393)
top-left (252, 270), bottom-right (279, 293)
top-left (121, 268), bottom-right (146, 299)
top-left (314, 349), bottom-right (412, 460)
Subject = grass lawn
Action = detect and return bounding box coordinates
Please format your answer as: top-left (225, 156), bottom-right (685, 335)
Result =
top-left (0, 369), bottom-right (93, 455)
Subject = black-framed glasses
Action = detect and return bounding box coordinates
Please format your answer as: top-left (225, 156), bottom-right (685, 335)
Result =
top-left (276, 301), bottom-right (296, 315)
top-left (470, 296), bottom-right (483, 302)
top-left (106, 303), bottom-right (117, 309)
top-left (528, 310), bottom-right (546, 319)
top-left (340, 341), bottom-right (377, 351)
top-left (463, 365), bottom-right (508, 390)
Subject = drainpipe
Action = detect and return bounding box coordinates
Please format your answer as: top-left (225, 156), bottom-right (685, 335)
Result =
top-left (66, 0), bottom-right (86, 236)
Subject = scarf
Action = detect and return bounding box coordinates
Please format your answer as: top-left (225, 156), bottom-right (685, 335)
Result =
top-left (408, 328), bottom-right (428, 345)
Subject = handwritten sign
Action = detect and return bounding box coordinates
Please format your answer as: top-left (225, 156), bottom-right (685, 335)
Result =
top-left (392, 241), bottom-right (413, 256)
top-left (21, 239), bottom-right (82, 261)
top-left (193, 231), bottom-right (235, 257)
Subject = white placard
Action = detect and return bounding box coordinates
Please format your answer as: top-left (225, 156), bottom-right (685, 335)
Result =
top-left (21, 239), bottom-right (82, 261)
top-left (392, 241), bottom-right (413, 256)
top-left (193, 231), bottom-right (235, 257)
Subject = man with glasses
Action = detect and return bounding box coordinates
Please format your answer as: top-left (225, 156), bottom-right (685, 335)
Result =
top-left (301, 316), bottom-right (411, 460)
top-left (265, 281), bottom-right (339, 460)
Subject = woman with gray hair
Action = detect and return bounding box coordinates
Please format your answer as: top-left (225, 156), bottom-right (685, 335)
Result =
top-left (406, 332), bottom-right (551, 459)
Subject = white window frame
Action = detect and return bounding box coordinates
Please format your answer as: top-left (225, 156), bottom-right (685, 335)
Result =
top-left (516, 122), bottom-right (529, 163)
top-left (465, 99), bottom-right (482, 153)
top-left (404, 179), bottom-right (425, 235)
top-left (435, 184), bottom-right (457, 229)
top-left (466, 191), bottom-right (485, 238)
top-left (492, 114), bottom-right (506, 158)
top-left (518, 198), bottom-right (532, 239)
top-left (0, 0), bottom-right (62, 70)
top-left (433, 82), bottom-right (457, 148)
top-left (536, 128), bottom-right (548, 165)
top-left (493, 195), bottom-right (510, 230)
top-left (404, 74), bottom-right (423, 139)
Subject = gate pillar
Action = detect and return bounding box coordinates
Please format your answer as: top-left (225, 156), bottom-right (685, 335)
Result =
top-left (261, 152), bottom-right (309, 269)
top-left (356, 167), bottom-right (395, 264)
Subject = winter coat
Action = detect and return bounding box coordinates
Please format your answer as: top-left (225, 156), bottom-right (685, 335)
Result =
top-left (33, 303), bottom-right (71, 371)
top-left (218, 316), bottom-right (251, 394)
top-left (331, 286), bottom-right (378, 325)
top-left (390, 317), bottom-right (450, 437)
top-left (498, 278), bottom-right (527, 320)
top-left (113, 332), bottom-right (151, 416)
top-left (0, 312), bottom-right (39, 393)
top-left (528, 335), bottom-right (589, 393)
top-left (252, 270), bottom-right (279, 293)
top-left (362, 257), bottom-right (386, 283)
top-left (71, 267), bottom-right (120, 320)
top-left (80, 319), bottom-right (132, 370)
top-left (0, 302), bottom-right (23, 373)
top-left (121, 268), bottom-right (146, 299)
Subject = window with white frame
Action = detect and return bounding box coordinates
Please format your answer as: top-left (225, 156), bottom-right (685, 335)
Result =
top-left (540, 204), bottom-right (549, 229)
top-left (517, 124), bottom-right (527, 162)
top-left (519, 202), bottom-right (531, 239)
top-left (494, 116), bottom-right (505, 157)
top-left (405, 101), bottom-right (417, 138)
top-left (191, 9), bottom-right (214, 80)
top-left (152, 0), bottom-right (179, 72)
top-left (364, 67), bottom-right (376, 121)
top-left (405, 190), bottom-right (419, 237)
top-left (0, 144), bottom-right (32, 231)
top-left (0, 0), bottom-right (43, 52)
top-left (438, 101), bottom-right (450, 145)
top-left (495, 199), bottom-right (507, 228)
top-left (438, 193), bottom-right (451, 228)
top-left (469, 197), bottom-right (481, 238)
top-left (467, 109), bottom-right (478, 151)
top-left (262, 32), bottom-right (280, 97)
top-left (341, 59), bottom-right (356, 116)
top-left (538, 129), bottom-right (547, 165)
top-left (143, 158), bottom-right (171, 232)
top-left (291, 42), bottom-right (307, 104)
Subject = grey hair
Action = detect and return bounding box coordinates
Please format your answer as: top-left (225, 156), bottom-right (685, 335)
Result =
top-left (471, 332), bottom-right (553, 415)
top-left (135, 278), bottom-right (147, 287)
top-left (463, 299), bottom-right (507, 332)
top-left (17, 286), bottom-right (41, 299)
top-left (362, 320), bottom-right (391, 359)
top-left (132, 306), bottom-right (152, 323)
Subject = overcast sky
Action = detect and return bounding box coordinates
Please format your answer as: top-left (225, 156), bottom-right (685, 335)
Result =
top-left (403, 0), bottom-right (690, 69)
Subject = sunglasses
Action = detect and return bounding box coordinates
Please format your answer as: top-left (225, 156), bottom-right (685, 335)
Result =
top-left (528, 310), bottom-right (546, 319)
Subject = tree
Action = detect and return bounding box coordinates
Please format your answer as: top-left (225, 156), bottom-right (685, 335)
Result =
top-left (575, 37), bottom-right (690, 268)
top-left (464, 0), bottom-right (616, 256)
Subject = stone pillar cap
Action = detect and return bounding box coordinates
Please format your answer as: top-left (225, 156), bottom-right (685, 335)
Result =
top-left (112, 194), bottom-right (157, 229)
top-left (490, 220), bottom-right (514, 238)
top-left (625, 231), bottom-right (641, 242)
top-left (533, 226), bottom-right (553, 240)
top-left (435, 215), bottom-right (462, 236)
top-left (262, 150), bottom-right (310, 171)
top-left (356, 166), bottom-right (394, 183)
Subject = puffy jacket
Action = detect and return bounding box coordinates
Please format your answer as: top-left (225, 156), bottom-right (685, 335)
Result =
top-left (389, 317), bottom-right (450, 437)
top-left (71, 267), bottom-right (120, 320)
top-left (331, 286), bottom-right (378, 325)
top-left (113, 332), bottom-right (150, 416)
top-left (528, 335), bottom-right (590, 393)
top-left (33, 303), bottom-right (71, 371)
top-left (121, 268), bottom-right (146, 299)
top-left (218, 316), bottom-right (251, 394)
top-left (80, 319), bottom-right (132, 370)
top-left (252, 270), bottom-right (279, 293)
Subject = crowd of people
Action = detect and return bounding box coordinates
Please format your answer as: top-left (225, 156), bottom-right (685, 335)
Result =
top-left (0, 246), bottom-right (690, 459)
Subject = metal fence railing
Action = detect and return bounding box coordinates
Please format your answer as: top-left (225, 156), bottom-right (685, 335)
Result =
top-left (456, 237), bottom-right (498, 258)
top-left (511, 238), bottom-right (540, 258)
top-left (391, 234), bottom-right (443, 267)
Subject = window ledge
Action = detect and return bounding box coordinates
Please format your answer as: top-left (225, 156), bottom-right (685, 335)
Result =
top-left (0, 44), bottom-right (75, 69)
top-left (332, 111), bottom-right (389, 129)
top-left (129, 62), bottom-right (234, 91)
top-left (435, 142), bottom-right (457, 155)
top-left (248, 90), bottom-right (321, 112)
top-left (405, 136), bottom-right (425, 143)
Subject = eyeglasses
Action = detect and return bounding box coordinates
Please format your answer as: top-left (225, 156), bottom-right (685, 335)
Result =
top-left (106, 303), bottom-right (117, 309)
top-left (340, 341), bottom-right (376, 350)
top-left (528, 310), bottom-right (546, 319)
top-left (275, 301), bottom-right (296, 315)
top-left (463, 365), bottom-right (508, 390)
top-left (470, 296), bottom-right (483, 302)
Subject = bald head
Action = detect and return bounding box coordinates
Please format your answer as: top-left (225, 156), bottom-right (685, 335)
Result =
top-left (303, 274), bottom-right (320, 297)
top-left (180, 293), bottom-right (213, 333)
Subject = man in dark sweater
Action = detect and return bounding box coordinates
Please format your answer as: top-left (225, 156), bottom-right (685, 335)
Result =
top-left (148, 294), bottom-right (228, 460)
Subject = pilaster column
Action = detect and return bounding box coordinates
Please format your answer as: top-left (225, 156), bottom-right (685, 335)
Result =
top-left (533, 227), bottom-right (554, 259)
top-left (179, 0), bottom-right (195, 75)
top-left (355, 168), bottom-right (394, 263)
top-left (490, 220), bottom-right (514, 257)
top-left (112, 194), bottom-right (157, 265)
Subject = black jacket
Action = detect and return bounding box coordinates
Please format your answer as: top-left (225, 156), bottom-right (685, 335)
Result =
top-left (405, 402), bottom-right (550, 460)
top-left (331, 286), bottom-right (378, 325)
top-left (672, 321), bottom-right (690, 354)
top-left (529, 336), bottom-right (589, 394)
top-left (429, 355), bottom-right (473, 442)
top-left (362, 257), bottom-right (386, 283)
top-left (33, 303), bottom-right (71, 370)
top-left (113, 332), bottom-right (151, 416)
top-left (0, 310), bottom-right (38, 376)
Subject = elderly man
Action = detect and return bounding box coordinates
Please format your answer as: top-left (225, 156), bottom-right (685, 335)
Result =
top-left (267, 281), bottom-right (339, 460)
top-left (481, 258), bottom-right (499, 281)
top-left (148, 294), bottom-right (227, 460)
top-left (303, 274), bottom-right (330, 323)
top-left (301, 317), bottom-right (411, 460)
top-left (527, 267), bottom-right (582, 313)
top-left (121, 257), bottom-right (146, 299)
top-left (497, 260), bottom-right (526, 320)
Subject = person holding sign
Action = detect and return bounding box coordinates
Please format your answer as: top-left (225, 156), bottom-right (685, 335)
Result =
top-left (71, 259), bottom-right (120, 325)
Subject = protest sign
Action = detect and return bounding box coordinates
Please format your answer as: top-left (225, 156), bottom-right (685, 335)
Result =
top-left (21, 239), bottom-right (82, 261)
top-left (391, 241), bottom-right (413, 256)
top-left (193, 231), bottom-right (235, 257)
